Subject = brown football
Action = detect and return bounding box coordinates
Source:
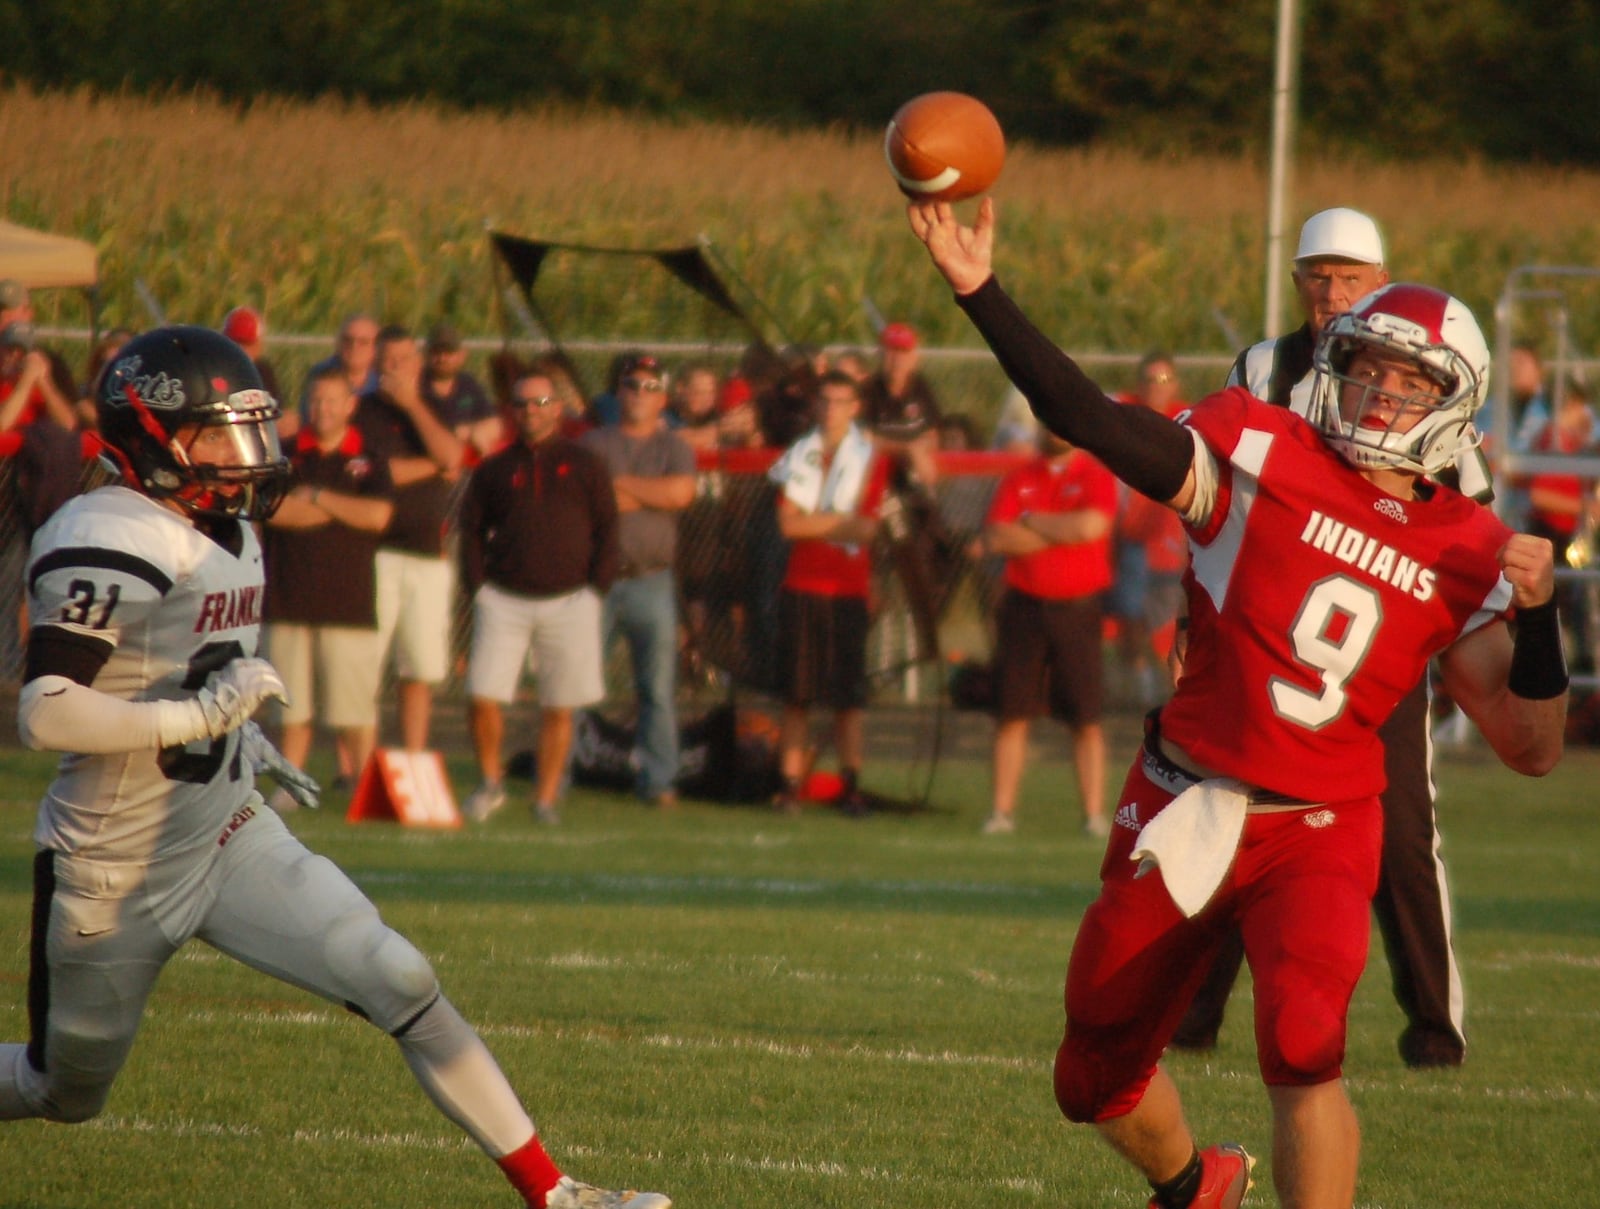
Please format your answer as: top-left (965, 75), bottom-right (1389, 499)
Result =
top-left (884, 92), bottom-right (1005, 202)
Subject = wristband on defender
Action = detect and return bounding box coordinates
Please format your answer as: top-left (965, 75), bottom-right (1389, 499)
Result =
top-left (1508, 598), bottom-right (1569, 700)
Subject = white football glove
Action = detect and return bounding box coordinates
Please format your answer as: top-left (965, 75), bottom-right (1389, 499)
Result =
top-left (238, 721), bottom-right (321, 811)
top-left (155, 657), bottom-right (288, 748)
top-left (198, 657), bottom-right (287, 738)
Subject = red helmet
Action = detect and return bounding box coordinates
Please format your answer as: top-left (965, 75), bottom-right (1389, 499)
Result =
top-left (221, 306), bottom-right (264, 346)
top-left (1307, 283), bottom-right (1489, 477)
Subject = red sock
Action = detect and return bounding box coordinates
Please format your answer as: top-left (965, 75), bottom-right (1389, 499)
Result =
top-left (498, 1134), bottom-right (564, 1209)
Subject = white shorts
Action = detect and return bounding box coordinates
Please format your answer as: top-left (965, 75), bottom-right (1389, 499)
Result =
top-left (265, 623), bottom-right (383, 729)
top-left (466, 582), bottom-right (604, 708)
top-left (374, 549), bottom-right (454, 685)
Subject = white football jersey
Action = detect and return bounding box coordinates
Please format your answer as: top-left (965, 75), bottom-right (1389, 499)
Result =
top-left (27, 486), bottom-right (266, 862)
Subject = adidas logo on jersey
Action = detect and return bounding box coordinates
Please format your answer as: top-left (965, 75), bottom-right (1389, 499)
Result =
top-left (1113, 801), bottom-right (1142, 831)
top-left (1302, 808), bottom-right (1337, 829)
top-left (1373, 496), bottom-right (1408, 524)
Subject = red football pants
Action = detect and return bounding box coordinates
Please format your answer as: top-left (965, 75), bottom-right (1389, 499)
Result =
top-left (1054, 759), bottom-right (1383, 1123)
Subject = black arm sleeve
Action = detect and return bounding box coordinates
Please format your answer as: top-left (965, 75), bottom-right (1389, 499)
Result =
top-left (24, 625), bottom-right (114, 687)
top-left (956, 276), bottom-right (1195, 502)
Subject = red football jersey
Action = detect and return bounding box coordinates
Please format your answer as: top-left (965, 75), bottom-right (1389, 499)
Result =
top-left (987, 450), bottom-right (1118, 599)
top-left (1162, 388), bottom-right (1514, 801)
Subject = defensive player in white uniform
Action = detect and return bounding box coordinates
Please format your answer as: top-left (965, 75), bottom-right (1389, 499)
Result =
top-left (0, 326), bottom-right (669, 1209)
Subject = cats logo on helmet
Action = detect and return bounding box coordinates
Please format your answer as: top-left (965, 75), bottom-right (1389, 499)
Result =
top-left (95, 325), bottom-right (291, 522)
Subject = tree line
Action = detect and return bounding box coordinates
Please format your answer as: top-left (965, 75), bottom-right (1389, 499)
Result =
top-left (4, 0), bottom-right (1598, 165)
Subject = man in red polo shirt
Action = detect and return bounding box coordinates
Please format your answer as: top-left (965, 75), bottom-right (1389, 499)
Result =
top-left (981, 429), bottom-right (1118, 836)
top-left (769, 371), bottom-right (892, 814)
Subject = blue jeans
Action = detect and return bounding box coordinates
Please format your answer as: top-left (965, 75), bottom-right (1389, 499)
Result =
top-left (602, 570), bottom-right (680, 797)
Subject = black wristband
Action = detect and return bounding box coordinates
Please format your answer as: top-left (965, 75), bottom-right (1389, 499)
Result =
top-left (1508, 598), bottom-right (1569, 700)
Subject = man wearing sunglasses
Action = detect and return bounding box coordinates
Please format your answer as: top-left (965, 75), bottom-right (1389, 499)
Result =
top-left (582, 354), bottom-right (697, 807)
top-left (457, 372), bottom-right (618, 823)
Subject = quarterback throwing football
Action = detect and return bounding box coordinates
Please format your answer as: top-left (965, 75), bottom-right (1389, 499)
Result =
top-left (0, 326), bottom-right (668, 1209)
top-left (909, 200), bottom-right (1566, 1209)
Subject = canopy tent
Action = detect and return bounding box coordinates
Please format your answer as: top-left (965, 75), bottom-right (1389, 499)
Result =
top-left (0, 219), bottom-right (97, 290)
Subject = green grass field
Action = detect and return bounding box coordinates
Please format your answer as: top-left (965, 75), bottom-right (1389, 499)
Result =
top-left (0, 731), bottom-right (1596, 1208)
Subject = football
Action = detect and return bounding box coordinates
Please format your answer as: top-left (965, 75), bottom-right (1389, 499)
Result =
top-left (884, 91), bottom-right (1006, 202)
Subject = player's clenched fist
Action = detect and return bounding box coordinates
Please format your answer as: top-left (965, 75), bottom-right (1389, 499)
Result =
top-left (1499, 533), bottom-right (1556, 610)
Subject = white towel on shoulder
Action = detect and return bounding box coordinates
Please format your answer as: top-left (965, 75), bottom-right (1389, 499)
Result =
top-left (1130, 777), bottom-right (1251, 918)
top-left (769, 424), bottom-right (874, 514)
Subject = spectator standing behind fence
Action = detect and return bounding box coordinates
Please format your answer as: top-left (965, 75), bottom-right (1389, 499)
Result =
top-left (294, 312), bottom-right (380, 438)
top-left (0, 321), bottom-right (82, 540)
top-left (668, 362), bottom-right (723, 451)
top-left (715, 378), bottom-right (764, 449)
top-left (532, 352), bottom-right (595, 439)
top-left (588, 350), bottom-right (638, 429)
top-left (861, 321), bottom-right (941, 488)
top-left (422, 321), bottom-right (502, 459)
top-left (0, 322), bottom-right (76, 434)
top-left (768, 371), bottom-right (890, 816)
top-left (992, 386), bottom-right (1040, 454)
top-left (262, 366), bottom-right (395, 809)
top-left (1495, 343), bottom-right (1552, 533)
top-left (979, 429), bottom-right (1117, 837)
top-left (356, 324), bottom-right (465, 754)
top-left (1109, 352), bottom-right (1190, 706)
top-left (1524, 377), bottom-right (1599, 676)
top-left (1508, 343), bottom-right (1553, 453)
top-left (222, 306), bottom-right (282, 402)
top-left (757, 348), bottom-right (821, 450)
top-left (458, 371), bottom-right (618, 824)
top-left (0, 280), bottom-right (77, 425)
top-left (582, 355), bottom-right (696, 807)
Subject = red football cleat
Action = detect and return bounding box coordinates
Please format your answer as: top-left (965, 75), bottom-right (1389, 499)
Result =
top-left (1147, 1142), bottom-right (1255, 1209)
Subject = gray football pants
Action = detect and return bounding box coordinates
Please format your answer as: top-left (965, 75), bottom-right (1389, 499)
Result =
top-left (0, 800), bottom-right (535, 1153)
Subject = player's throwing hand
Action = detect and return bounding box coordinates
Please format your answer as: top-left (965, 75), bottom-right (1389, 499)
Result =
top-left (907, 198), bottom-right (996, 296)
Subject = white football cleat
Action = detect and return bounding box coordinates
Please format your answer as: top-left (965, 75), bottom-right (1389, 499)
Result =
top-left (545, 1175), bottom-right (671, 1209)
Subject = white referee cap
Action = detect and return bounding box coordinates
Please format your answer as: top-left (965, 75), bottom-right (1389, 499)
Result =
top-left (1295, 207), bottom-right (1384, 265)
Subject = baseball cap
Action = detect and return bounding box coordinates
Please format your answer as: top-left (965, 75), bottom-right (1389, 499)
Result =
top-left (619, 352), bottom-right (662, 378)
top-left (1295, 207), bottom-right (1384, 265)
top-left (426, 321), bottom-right (462, 351)
top-left (222, 306), bottom-right (263, 345)
top-left (0, 321), bottom-right (35, 350)
top-left (880, 322), bottom-right (919, 351)
top-left (0, 279), bottom-right (26, 311)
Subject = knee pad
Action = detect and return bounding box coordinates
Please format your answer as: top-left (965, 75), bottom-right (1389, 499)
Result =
top-left (323, 905), bottom-right (438, 1033)
top-left (9, 1042), bottom-right (115, 1124)
top-left (1053, 1029), bottom-right (1154, 1124)
top-left (1263, 985), bottom-right (1347, 1083)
